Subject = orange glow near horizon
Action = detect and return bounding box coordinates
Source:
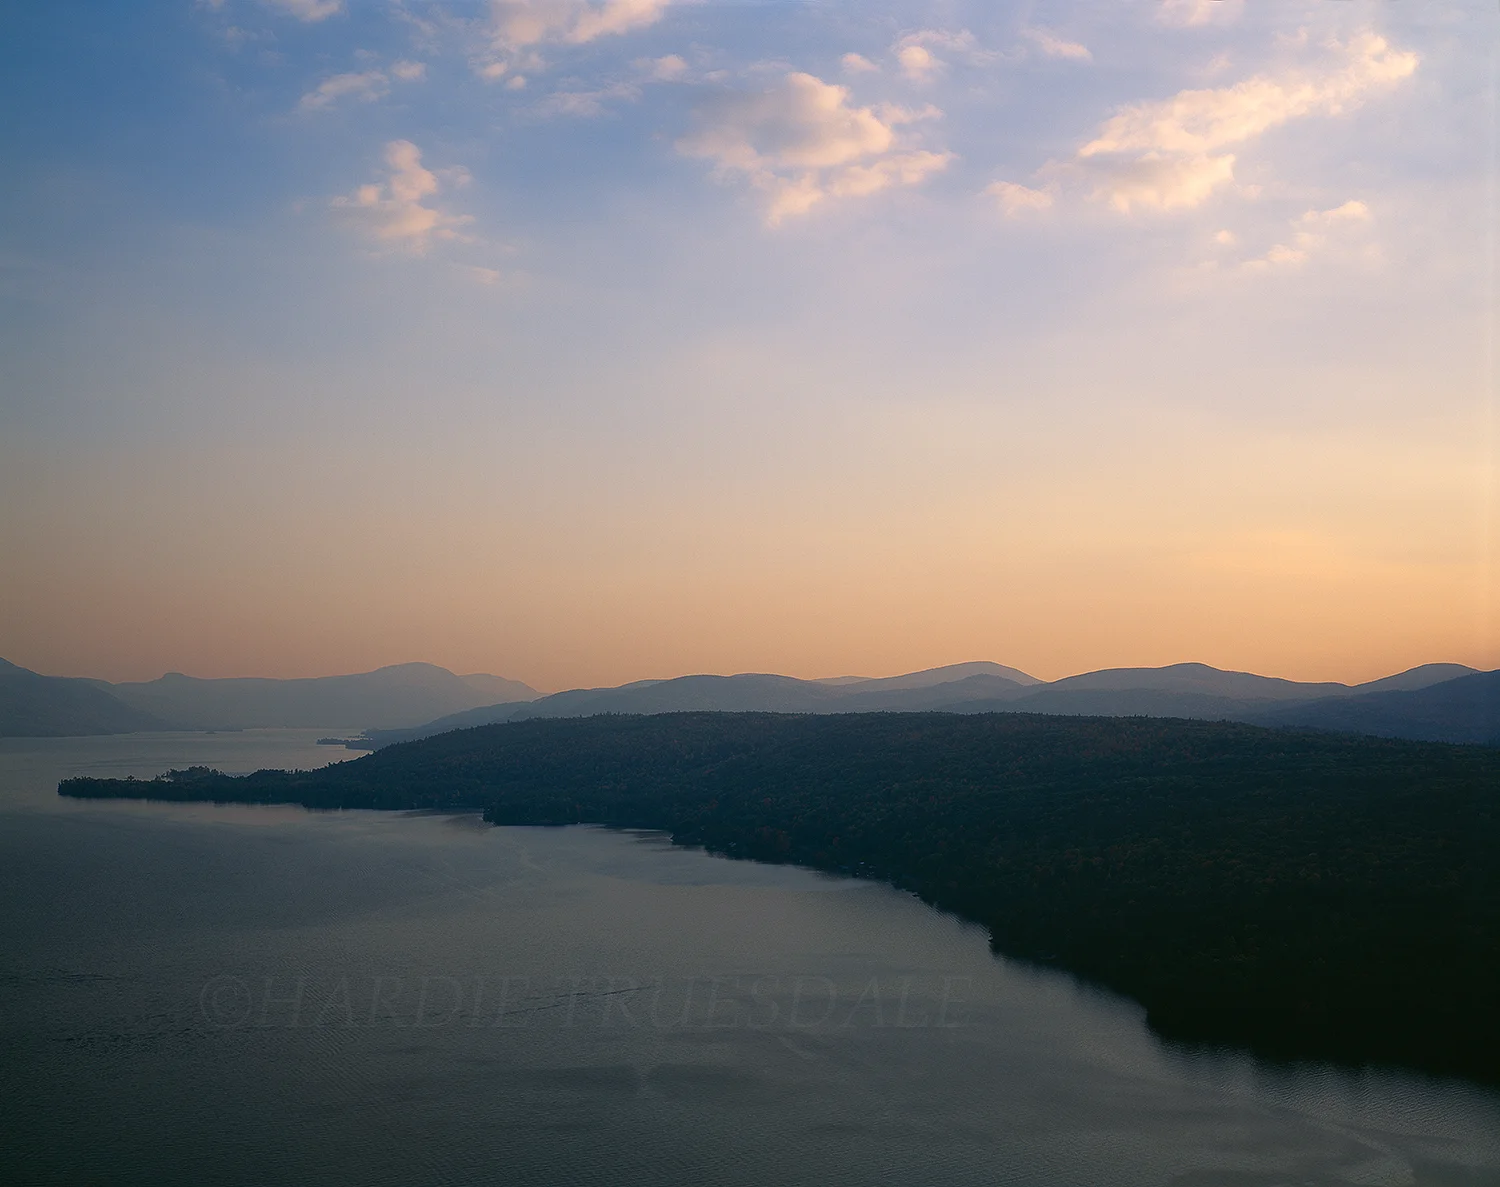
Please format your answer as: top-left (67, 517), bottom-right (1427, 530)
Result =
top-left (5, 403), bottom-right (1494, 691)
top-left (3, 5), bottom-right (1493, 694)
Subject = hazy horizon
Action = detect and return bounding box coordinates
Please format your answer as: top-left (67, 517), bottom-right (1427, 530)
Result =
top-left (3, 1), bottom-right (1494, 692)
top-left (2, 651), bottom-right (1483, 699)
top-left (5, 6), bottom-right (1497, 1174)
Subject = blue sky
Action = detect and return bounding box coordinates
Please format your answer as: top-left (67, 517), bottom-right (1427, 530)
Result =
top-left (1, 0), bottom-right (1494, 688)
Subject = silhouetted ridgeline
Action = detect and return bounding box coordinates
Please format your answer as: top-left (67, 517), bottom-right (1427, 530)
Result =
top-left (0, 658), bottom-right (537, 736)
top-left (60, 713), bottom-right (1499, 1081)
top-left (0, 659), bottom-right (168, 737)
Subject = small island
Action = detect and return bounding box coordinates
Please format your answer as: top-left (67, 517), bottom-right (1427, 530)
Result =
top-left (61, 711), bottom-right (1500, 1083)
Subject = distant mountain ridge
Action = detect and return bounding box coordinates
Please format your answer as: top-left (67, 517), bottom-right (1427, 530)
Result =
top-left (3, 655), bottom-right (1489, 745)
top-left (105, 662), bottom-right (538, 730)
top-left (0, 659), bottom-right (170, 737)
top-left (0, 660), bottom-right (537, 736)
top-left (1250, 670), bottom-right (1500, 745)
top-left (365, 659), bottom-right (1486, 748)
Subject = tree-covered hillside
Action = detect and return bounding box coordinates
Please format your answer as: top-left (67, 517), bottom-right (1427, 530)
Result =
top-left (0, 660), bottom-right (167, 737)
top-left (61, 712), bottom-right (1500, 1081)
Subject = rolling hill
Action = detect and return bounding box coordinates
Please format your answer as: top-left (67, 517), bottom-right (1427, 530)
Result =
top-left (366, 660), bottom-right (1485, 747)
top-left (0, 660), bottom-right (537, 735)
top-left (1253, 669), bottom-right (1500, 744)
top-left (8, 651), bottom-right (1490, 745)
top-left (0, 660), bottom-right (168, 737)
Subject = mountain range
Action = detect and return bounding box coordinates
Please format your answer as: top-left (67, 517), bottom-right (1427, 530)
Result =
top-left (363, 659), bottom-right (1490, 748)
top-left (4, 655), bottom-right (1495, 748)
top-left (0, 660), bottom-right (537, 736)
top-left (0, 658), bottom-right (171, 737)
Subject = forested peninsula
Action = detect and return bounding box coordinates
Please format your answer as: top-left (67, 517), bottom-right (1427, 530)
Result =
top-left (60, 712), bottom-right (1500, 1082)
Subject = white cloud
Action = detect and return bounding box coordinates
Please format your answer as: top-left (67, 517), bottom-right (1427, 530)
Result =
top-left (1249, 243), bottom-right (1307, 269)
top-left (298, 70), bottom-right (389, 111)
top-left (1081, 34), bottom-right (1416, 159)
top-left (1299, 198), bottom-right (1370, 227)
top-left (899, 29), bottom-right (987, 56)
top-left (478, 0), bottom-right (672, 76)
top-left (298, 60), bottom-right (426, 111)
top-left (267, 0), bottom-right (343, 21)
top-left (642, 53), bottom-right (687, 81)
top-left (561, 0), bottom-right (670, 44)
top-left (841, 53), bottom-right (878, 75)
top-left (219, 25), bottom-right (268, 49)
top-left (898, 44), bottom-right (941, 83)
top-left (536, 80), bottom-right (640, 116)
top-left (330, 140), bottom-right (473, 251)
top-left (1240, 199), bottom-right (1374, 272)
top-left (682, 74), bottom-right (893, 172)
top-left (677, 72), bottom-right (952, 225)
top-left (1080, 152), bottom-right (1237, 213)
top-left (986, 180), bottom-right (1053, 217)
top-left (892, 29), bottom-right (993, 83)
top-left (486, 0), bottom-right (669, 50)
top-left (827, 151), bottom-right (952, 198)
top-left (1157, 0), bottom-right (1244, 28)
top-left (1073, 32), bottom-right (1416, 212)
top-left (1023, 28), bottom-right (1092, 63)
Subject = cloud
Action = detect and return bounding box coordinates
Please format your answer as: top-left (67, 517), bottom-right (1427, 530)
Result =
top-left (897, 44), bottom-right (941, 83)
top-left (330, 140), bottom-right (473, 251)
top-left (1240, 199), bottom-right (1372, 271)
top-left (479, 0), bottom-right (672, 76)
top-left (535, 80), bottom-right (640, 116)
top-left (1071, 32), bottom-right (1416, 212)
top-left (1078, 152), bottom-right (1237, 213)
top-left (986, 180), bottom-right (1053, 217)
top-left (897, 29), bottom-right (1001, 83)
top-left (891, 29), bottom-right (994, 83)
top-left (1299, 198), bottom-right (1370, 228)
top-left (899, 29), bottom-right (987, 56)
top-left (1157, 0), bottom-right (1244, 28)
top-left (642, 53), bottom-right (687, 81)
top-left (841, 53), bottom-right (878, 75)
top-left (298, 70), bottom-right (389, 111)
top-left (1023, 29), bottom-right (1092, 63)
top-left (1081, 34), bottom-right (1415, 158)
top-left (826, 151), bottom-right (952, 198)
top-left (677, 71), bottom-right (952, 225)
top-left (488, 0), bottom-right (653, 47)
top-left (550, 55), bottom-right (698, 110)
top-left (267, 0), bottom-right (343, 21)
top-left (298, 61), bottom-right (426, 112)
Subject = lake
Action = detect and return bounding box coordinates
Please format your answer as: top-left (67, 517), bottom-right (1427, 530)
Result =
top-left (3, 731), bottom-right (1498, 1186)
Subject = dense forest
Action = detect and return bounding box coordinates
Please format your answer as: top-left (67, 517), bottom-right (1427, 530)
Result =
top-left (61, 712), bottom-right (1500, 1081)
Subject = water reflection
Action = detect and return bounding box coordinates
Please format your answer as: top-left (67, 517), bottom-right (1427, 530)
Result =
top-left (1, 732), bottom-right (1496, 1186)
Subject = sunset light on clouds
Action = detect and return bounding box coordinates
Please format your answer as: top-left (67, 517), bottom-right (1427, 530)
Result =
top-left (0, 0), bottom-right (1493, 690)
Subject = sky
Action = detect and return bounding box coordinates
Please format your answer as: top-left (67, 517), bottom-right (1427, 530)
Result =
top-left (0, 0), bottom-right (1495, 691)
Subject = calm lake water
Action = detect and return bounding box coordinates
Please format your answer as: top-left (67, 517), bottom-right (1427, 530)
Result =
top-left (3, 731), bottom-right (1498, 1186)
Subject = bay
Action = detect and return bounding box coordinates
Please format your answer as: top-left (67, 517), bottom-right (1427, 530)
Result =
top-left (2, 731), bottom-right (1497, 1186)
